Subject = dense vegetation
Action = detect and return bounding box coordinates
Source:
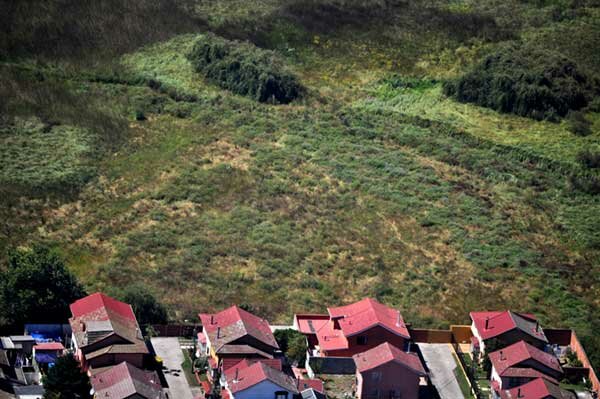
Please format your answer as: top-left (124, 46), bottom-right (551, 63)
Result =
top-left (0, 246), bottom-right (85, 328)
top-left (274, 328), bottom-right (308, 366)
top-left (187, 34), bottom-right (304, 103)
top-left (0, 0), bottom-right (599, 370)
top-left (444, 44), bottom-right (599, 120)
top-left (42, 354), bottom-right (91, 399)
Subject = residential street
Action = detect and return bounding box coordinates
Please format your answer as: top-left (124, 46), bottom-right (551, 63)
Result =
top-left (419, 343), bottom-right (466, 399)
top-left (151, 337), bottom-right (195, 399)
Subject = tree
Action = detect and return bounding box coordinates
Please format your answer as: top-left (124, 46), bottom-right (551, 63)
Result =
top-left (0, 245), bottom-right (85, 327)
top-left (119, 284), bottom-right (168, 326)
top-left (274, 329), bottom-right (308, 366)
top-left (42, 354), bottom-right (91, 399)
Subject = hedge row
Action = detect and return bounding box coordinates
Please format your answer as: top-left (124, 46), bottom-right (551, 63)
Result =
top-left (187, 34), bottom-right (304, 104)
top-left (444, 43), bottom-right (600, 121)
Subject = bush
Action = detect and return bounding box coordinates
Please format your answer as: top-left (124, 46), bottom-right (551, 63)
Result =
top-left (567, 111), bottom-right (592, 136)
top-left (42, 354), bottom-right (91, 399)
top-left (116, 284), bottom-right (169, 326)
top-left (187, 34), bottom-right (304, 104)
top-left (578, 149), bottom-right (600, 169)
top-left (274, 328), bottom-right (308, 366)
top-left (444, 43), bottom-right (599, 120)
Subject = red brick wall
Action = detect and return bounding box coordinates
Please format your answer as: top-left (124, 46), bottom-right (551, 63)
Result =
top-left (570, 331), bottom-right (600, 393)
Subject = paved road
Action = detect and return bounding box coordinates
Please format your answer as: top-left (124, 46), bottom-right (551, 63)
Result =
top-left (419, 343), bottom-right (465, 399)
top-left (151, 337), bottom-right (194, 399)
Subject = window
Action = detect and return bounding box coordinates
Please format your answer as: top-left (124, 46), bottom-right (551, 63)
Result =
top-left (357, 336), bottom-right (368, 345)
top-left (275, 391), bottom-right (288, 399)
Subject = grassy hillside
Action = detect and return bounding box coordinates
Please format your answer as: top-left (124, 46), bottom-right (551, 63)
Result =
top-left (1, 0), bottom-right (599, 366)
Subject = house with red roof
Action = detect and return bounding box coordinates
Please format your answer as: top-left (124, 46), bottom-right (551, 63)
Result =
top-left (353, 342), bottom-right (426, 399)
top-left (198, 305), bottom-right (280, 378)
top-left (222, 359), bottom-right (299, 399)
top-left (90, 361), bottom-right (166, 399)
top-left (499, 377), bottom-right (575, 399)
top-left (470, 311), bottom-right (548, 354)
top-left (294, 298), bottom-right (411, 358)
top-left (489, 341), bottom-right (563, 394)
top-left (69, 293), bottom-right (148, 372)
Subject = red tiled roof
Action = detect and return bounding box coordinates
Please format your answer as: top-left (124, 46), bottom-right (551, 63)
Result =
top-left (499, 377), bottom-right (565, 399)
top-left (226, 361), bottom-right (298, 394)
top-left (198, 306), bottom-right (278, 352)
top-left (90, 362), bottom-right (164, 399)
top-left (69, 293), bottom-right (146, 361)
top-left (222, 357), bottom-right (282, 372)
top-left (70, 293), bottom-right (136, 322)
top-left (34, 342), bottom-right (64, 351)
top-left (328, 298), bottom-right (410, 339)
top-left (296, 379), bottom-right (324, 393)
top-left (295, 314), bottom-right (330, 335)
top-left (489, 341), bottom-right (562, 376)
top-left (314, 321), bottom-right (348, 351)
top-left (470, 311), bottom-right (547, 343)
top-left (353, 342), bottom-right (426, 375)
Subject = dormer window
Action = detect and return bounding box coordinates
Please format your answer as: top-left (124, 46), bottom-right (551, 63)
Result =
top-left (275, 391), bottom-right (288, 399)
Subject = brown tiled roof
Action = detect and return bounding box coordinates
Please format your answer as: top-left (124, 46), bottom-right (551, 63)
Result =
top-left (91, 362), bottom-right (165, 399)
top-left (86, 341), bottom-right (149, 360)
top-left (199, 306), bottom-right (278, 353)
top-left (218, 344), bottom-right (273, 358)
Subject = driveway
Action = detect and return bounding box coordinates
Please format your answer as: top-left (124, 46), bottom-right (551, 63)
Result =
top-left (151, 337), bottom-right (194, 399)
top-left (419, 343), bottom-right (465, 399)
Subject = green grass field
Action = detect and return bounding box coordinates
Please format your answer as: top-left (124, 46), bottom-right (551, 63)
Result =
top-left (1, 0), bottom-right (599, 367)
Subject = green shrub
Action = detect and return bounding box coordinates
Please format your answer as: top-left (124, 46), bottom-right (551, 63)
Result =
top-left (274, 328), bottom-right (308, 366)
top-left (187, 34), bottom-right (304, 104)
top-left (577, 149), bottom-right (600, 169)
top-left (567, 111), bottom-right (592, 136)
top-left (444, 43), bottom-right (599, 120)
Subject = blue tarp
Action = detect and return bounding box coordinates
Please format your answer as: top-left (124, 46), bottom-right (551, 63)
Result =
top-left (25, 324), bottom-right (70, 342)
top-left (35, 353), bottom-right (58, 364)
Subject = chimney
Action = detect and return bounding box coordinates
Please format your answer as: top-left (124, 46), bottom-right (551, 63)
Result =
top-left (517, 387), bottom-right (523, 398)
top-left (396, 311), bottom-right (402, 327)
top-left (536, 321), bottom-right (540, 332)
top-left (500, 350), bottom-right (505, 360)
top-left (211, 315), bottom-right (214, 325)
top-left (485, 317), bottom-right (489, 330)
top-left (234, 367), bottom-right (239, 382)
top-left (217, 327), bottom-right (221, 339)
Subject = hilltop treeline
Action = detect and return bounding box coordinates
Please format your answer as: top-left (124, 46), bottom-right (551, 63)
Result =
top-left (444, 44), bottom-right (600, 121)
top-left (187, 34), bottom-right (304, 104)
